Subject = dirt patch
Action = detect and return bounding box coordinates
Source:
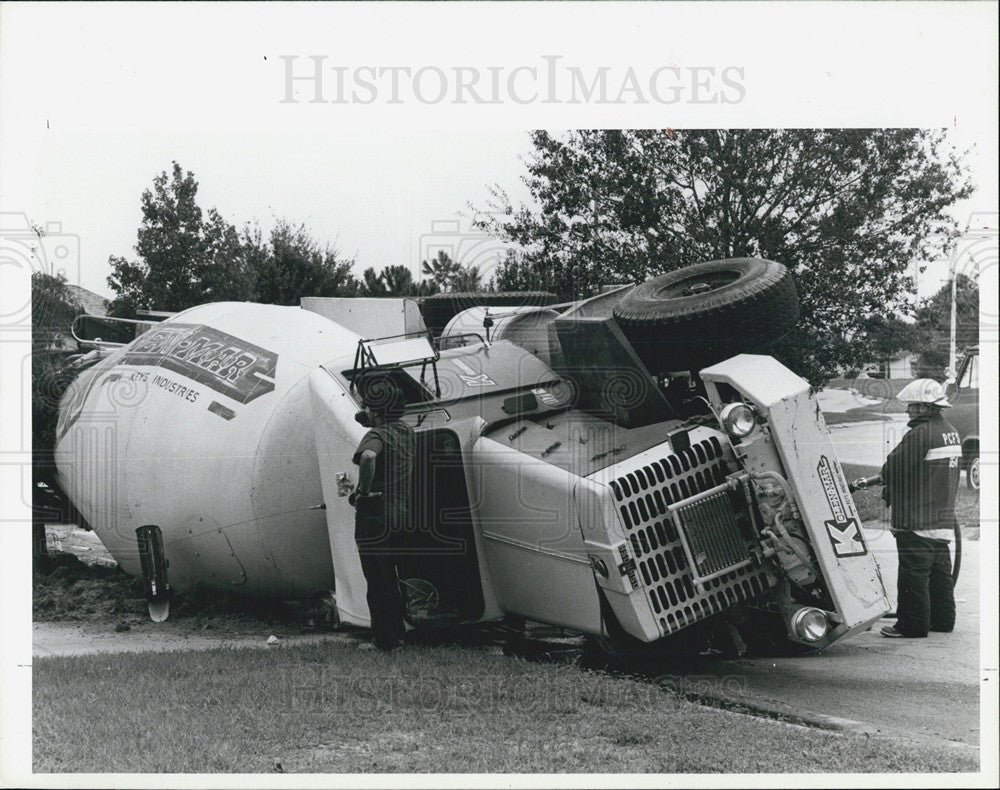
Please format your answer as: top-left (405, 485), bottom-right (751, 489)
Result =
top-left (33, 543), bottom-right (339, 639)
top-left (33, 552), bottom-right (144, 623)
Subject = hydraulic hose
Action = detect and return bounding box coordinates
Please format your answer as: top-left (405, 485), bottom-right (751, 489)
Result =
top-left (771, 512), bottom-right (817, 574)
top-left (750, 471), bottom-right (801, 520)
top-left (952, 523), bottom-right (962, 585)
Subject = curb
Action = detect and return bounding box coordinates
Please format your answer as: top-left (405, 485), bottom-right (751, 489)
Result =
top-left (687, 688), bottom-right (980, 753)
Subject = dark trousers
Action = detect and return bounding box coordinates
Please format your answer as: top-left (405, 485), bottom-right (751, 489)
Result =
top-left (894, 531), bottom-right (956, 637)
top-left (355, 497), bottom-right (406, 649)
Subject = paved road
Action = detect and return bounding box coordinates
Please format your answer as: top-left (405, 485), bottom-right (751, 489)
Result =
top-left (684, 532), bottom-right (981, 751)
top-left (32, 623), bottom-right (351, 657)
top-left (827, 415), bottom-right (909, 467)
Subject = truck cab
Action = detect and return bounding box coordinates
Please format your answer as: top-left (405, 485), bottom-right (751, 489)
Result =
top-left (946, 346), bottom-right (980, 490)
top-left (309, 293), bottom-right (890, 656)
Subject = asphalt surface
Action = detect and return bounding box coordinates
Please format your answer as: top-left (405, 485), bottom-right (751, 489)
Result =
top-left (677, 530), bottom-right (981, 751)
top-left (827, 414), bottom-right (909, 467)
top-left (32, 622), bottom-right (348, 657)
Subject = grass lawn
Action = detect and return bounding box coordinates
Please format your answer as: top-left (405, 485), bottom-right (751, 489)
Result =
top-left (33, 640), bottom-right (978, 774)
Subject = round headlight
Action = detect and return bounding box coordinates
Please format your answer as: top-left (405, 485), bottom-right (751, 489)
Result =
top-left (791, 607), bottom-right (830, 642)
top-left (720, 402), bottom-right (757, 438)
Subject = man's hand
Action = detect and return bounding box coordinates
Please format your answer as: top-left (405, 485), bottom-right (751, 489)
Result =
top-left (349, 490), bottom-right (382, 507)
top-left (849, 474), bottom-right (883, 492)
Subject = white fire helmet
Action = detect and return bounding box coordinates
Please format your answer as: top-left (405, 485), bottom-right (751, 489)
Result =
top-left (896, 378), bottom-right (951, 407)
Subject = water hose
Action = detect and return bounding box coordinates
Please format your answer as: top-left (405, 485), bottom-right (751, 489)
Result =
top-left (846, 478), bottom-right (962, 589)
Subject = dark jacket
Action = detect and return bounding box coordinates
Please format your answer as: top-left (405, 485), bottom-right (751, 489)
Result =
top-left (352, 421), bottom-right (416, 528)
top-left (880, 411), bottom-right (960, 533)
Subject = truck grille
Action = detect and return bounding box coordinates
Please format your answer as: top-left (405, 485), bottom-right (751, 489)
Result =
top-left (609, 435), bottom-right (773, 636)
top-left (671, 484), bottom-right (753, 583)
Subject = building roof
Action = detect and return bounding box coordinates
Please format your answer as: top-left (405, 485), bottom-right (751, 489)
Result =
top-left (65, 284), bottom-right (109, 317)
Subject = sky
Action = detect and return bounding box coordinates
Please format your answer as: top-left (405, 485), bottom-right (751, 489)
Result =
top-left (9, 128), bottom-right (536, 297)
top-left (8, 124), bottom-right (998, 303)
top-left (2, 3), bottom-right (997, 305)
top-left (2, 3), bottom-right (998, 785)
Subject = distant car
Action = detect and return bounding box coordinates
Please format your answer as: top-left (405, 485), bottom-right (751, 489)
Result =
top-left (946, 346), bottom-right (979, 490)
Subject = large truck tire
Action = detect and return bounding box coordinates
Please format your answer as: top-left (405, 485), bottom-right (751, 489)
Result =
top-left (418, 291), bottom-right (558, 337)
top-left (967, 456), bottom-right (980, 491)
top-left (612, 258), bottom-right (799, 374)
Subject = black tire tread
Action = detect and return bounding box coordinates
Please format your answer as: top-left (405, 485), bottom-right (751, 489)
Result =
top-left (613, 258), bottom-right (799, 372)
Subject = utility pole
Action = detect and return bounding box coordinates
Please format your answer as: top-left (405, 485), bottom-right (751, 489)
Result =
top-left (947, 238), bottom-right (960, 383)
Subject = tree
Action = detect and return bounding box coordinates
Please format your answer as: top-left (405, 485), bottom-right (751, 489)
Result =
top-left (31, 273), bottom-right (83, 491)
top-left (360, 267), bottom-right (388, 297)
top-left (253, 220), bottom-right (359, 304)
top-left (31, 271), bottom-right (81, 352)
top-left (453, 264), bottom-right (484, 292)
top-left (107, 163), bottom-right (252, 316)
top-left (358, 265), bottom-right (442, 297)
top-left (858, 314), bottom-right (929, 377)
top-left (476, 130), bottom-right (973, 384)
top-left (201, 209), bottom-right (256, 303)
top-left (421, 251), bottom-right (462, 292)
top-left (914, 274), bottom-right (979, 378)
top-left (380, 264), bottom-right (419, 296)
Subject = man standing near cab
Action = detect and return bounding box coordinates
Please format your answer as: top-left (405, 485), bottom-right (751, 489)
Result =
top-left (879, 379), bottom-right (961, 639)
top-left (349, 375), bottom-right (415, 652)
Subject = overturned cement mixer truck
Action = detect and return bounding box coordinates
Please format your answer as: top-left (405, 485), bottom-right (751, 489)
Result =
top-left (55, 258), bottom-right (890, 654)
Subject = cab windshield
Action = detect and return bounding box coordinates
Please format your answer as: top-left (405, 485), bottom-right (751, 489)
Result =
top-left (342, 339), bottom-right (563, 411)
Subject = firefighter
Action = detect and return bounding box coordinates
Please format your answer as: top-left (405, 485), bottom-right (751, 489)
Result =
top-left (348, 375), bottom-right (415, 651)
top-left (878, 379), bottom-right (961, 638)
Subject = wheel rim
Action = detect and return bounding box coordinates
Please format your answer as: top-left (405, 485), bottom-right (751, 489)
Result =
top-left (653, 270), bottom-right (742, 299)
top-left (969, 458), bottom-right (980, 490)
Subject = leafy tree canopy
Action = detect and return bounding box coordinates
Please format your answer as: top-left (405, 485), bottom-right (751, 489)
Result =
top-left (107, 163), bottom-right (253, 316)
top-left (31, 272), bottom-right (83, 463)
top-left (360, 264), bottom-right (437, 297)
top-left (421, 250), bottom-right (462, 292)
top-left (419, 250), bottom-right (488, 294)
top-left (476, 129), bottom-right (973, 384)
top-left (107, 164), bottom-right (360, 315)
top-left (32, 271), bottom-right (82, 351)
top-left (914, 273), bottom-right (979, 378)
top-left (252, 220), bottom-right (359, 305)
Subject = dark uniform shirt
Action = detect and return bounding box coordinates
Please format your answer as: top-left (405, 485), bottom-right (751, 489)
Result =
top-left (880, 411), bottom-right (961, 539)
top-left (352, 421), bottom-right (416, 527)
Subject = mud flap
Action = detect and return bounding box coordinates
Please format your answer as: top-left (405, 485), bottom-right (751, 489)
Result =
top-left (136, 524), bottom-right (171, 622)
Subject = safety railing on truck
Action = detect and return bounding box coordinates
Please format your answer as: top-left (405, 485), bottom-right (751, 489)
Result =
top-left (70, 314), bottom-right (161, 352)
